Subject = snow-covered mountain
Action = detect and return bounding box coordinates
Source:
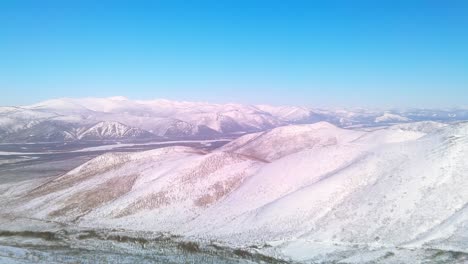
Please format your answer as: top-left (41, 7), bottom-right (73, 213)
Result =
top-left (2, 121), bottom-right (467, 262)
top-left (1, 97), bottom-right (468, 143)
top-left (0, 97), bottom-right (283, 142)
top-left (0, 119), bottom-right (157, 142)
top-left (75, 121), bottom-right (155, 140)
top-left (375, 112), bottom-right (410, 123)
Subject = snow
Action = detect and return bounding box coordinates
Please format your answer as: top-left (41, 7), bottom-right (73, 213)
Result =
top-left (0, 139), bottom-right (230, 155)
top-left (0, 97), bottom-right (289, 141)
top-left (0, 151), bottom-right (39, 155)
top-left (76, 121), bottom-right (153, 140)
top-left (255, 104), bottom-right (312, 121)
top-left (73, 139), bottom-right (229, 152)
top-left (3, 97), bottom-right (468, 143)
top-left (220, 122), bottom-right (364, 161)
top-left (1, 121), bottom-right (468, 263)
top-left (375, 112), bottom-right (411, 123)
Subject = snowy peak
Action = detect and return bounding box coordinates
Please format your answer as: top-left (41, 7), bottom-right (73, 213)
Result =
top-left (26, 98), bottom-right (92, 113)
top-left (107, 96), bottom-right (129, 101)
top-left (375, 112), bottom-right (411, 123)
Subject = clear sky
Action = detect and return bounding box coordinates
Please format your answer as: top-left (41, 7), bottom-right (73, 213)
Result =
top-left (1, 0), bottom-right (467, 107)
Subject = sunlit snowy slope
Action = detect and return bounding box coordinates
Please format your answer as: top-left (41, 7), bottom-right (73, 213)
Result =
top-left (1, 121), bottom-right (467, 262)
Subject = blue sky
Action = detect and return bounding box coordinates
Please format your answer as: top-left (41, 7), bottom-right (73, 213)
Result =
top-left (1, 0), bottom-right (467, 107)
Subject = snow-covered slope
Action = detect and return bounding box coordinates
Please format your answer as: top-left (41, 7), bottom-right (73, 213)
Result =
top-left (220, 122), bottom-right (364, 161)
top-left (255, 104), bottom-right (312, 122)
top-left (7, 146), bottom-right (264, 231)
top-left (76, 121), bottom-right (155, 140)
top-left (3, 121), bottom-right (467, 261)
top-left (0, 118), bottom-right (158, 142)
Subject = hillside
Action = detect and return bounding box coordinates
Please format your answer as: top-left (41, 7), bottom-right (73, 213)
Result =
top-left (1, 121), bottom-right (467, 263)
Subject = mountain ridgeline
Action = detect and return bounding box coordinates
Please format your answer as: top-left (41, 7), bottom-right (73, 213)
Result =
top-left (1, 97), bottom-right (468, 143)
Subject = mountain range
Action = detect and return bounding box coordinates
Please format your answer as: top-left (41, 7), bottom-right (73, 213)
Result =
top-left (1, 96), bottom-right (468, 143)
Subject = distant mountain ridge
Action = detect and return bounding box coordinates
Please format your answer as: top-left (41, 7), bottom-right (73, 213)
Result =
top-left (1, 97), bottom-right (468, 142)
